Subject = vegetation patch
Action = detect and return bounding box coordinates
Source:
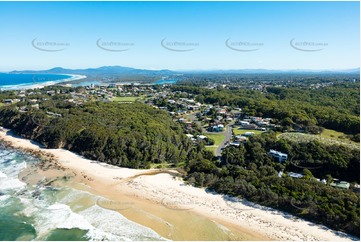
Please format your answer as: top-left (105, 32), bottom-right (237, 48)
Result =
top-left (205, 134), bottom-right (225, 146)
top-left (232, 128), bottom-right (264, 136)
top-left (0, 102), bottom-right (195, 169)
top-left (112, 96), bottom-right (140, 102)
top-left (279, 132), bottom-right (359, 150)
top-left (205, 146), bottom-right (217, 155)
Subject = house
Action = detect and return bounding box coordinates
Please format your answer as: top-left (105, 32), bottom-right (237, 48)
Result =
top-left (243, 132), bottom-right (255, 137)
top-left (288, 172), bottom-right (303, 179)
top-left (238, 120), bottom-right (250, 126)
top-left (31, 104), bottom-right (39, 109)
top-left (269, 149), bottom-right (288, 162)
top-left (217, 109), bottom-right (227, 114)
top-left (178, 118), bottom-right (186, 123)
top-left (330, 181), bottom-right (350, 189)
top-left (197, 135), bottom-right (207, 140)
top-left (208, 124), bottom-right (224, 132)
top-left (230, 141), bottom-right (241, 147)
top-left (46, 111), bottom-right (62, 117)
top-left (256, 121), bottom-right (269, 126)
top-left (241, 124), bottom-right (258, 130)
top-left (47, 91), bottom-right (56, 96)
top-left (230, 110), bottom-right (241, 118)
top-left (234, 135), bottom-right (247, 143)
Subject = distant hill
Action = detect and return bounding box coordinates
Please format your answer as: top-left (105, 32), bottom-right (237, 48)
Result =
top-left (9, 66), bottom-right (360, 75)
top-left (186, 68), bottom-right (360, 74)
top-left (10, 66), bottom-right (177, 77)
top-left (9, 66), bottom-right (179, 83)
top-left (8, 66), bottom-right (359, 81)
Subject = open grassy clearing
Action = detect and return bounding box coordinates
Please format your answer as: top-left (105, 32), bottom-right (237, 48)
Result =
top-left (279, 132), bottom-right (359, 150)
top-left (112, 96), bottom-right (141, 102)
top-left (205, 146), bottom-right (217, 155)
top-left (205, 133), bottom-right (225, 146)
top-left (232, 127), bottom-right (264, 136)
top-left (320, 128), bottom-right (356, 143)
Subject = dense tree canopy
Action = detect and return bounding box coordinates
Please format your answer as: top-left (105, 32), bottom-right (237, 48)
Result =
top-left (0, 101), bottom-right (197, 168)
top-left (172, 82), bottom-right (360, 136)
top-left (185, 132), bottom-right (360, 236)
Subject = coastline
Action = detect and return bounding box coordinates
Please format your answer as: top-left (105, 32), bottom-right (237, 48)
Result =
top-left (0, 127), bottom-right (357, 241)
top-left (0, 74), bottom-right (86, 90)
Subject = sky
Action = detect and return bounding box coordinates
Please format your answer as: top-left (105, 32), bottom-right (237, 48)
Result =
top-left (0, 1), bottom-right (359, 71)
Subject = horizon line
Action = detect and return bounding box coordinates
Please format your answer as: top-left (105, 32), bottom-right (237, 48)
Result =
top-left (2, 66), bottom-right (360, 73)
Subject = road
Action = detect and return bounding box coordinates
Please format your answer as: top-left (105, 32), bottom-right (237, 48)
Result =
top-left (215, 121), bottom-right (235, 157)
top-left (185, 112), bottom-right (234, 157)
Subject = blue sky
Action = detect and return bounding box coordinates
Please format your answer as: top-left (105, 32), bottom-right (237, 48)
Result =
top-left (0, 1), bottom-right (359, 71)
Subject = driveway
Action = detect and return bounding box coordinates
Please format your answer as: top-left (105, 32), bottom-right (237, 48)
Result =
top-left (215, 121), bottom-right (234, 157)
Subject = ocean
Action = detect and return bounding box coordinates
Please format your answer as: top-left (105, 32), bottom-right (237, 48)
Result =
top-left (0, 145), bottom-right (165, 241)
top-left (0, 73), bottom-right (73, 90)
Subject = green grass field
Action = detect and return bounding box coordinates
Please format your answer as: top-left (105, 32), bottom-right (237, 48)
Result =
top-left (279, 131), bottom-right (359, 150)
top-left (232, 128), bottom-right (264, 136)
top-left (319, 128), bottom-right (355, 143)
top-left (205, 146), bottom-right (217, 155)
top-left (206, 133), bottom-right (225, 146)
top-left (112, 96), bottom-right (140, 102)
top-left (0, 103), bottom-right (5, 107)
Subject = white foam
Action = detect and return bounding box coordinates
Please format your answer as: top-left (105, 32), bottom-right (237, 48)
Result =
top-left (80, 205), bottom-right (166, 241)
top-left (57, 187), bottom-right (96, 205)
top-left (18, 197), bottom-right (41, 217)
top-left (33, 203), bottom-right (95, 239)
top-left (0, 178), bottom-right (26, 191)
top-left (0, 171), bottom-right (7, 178)
top-left (0, 194), bottom-right (11, 206)
top-left (0, 161), bottom-right (27, 178)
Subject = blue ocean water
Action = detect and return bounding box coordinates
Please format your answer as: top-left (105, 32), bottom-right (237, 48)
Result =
top-left (0, 145), bottom-right (165, 241)
top-left (0, 73), bottom-right (71, 90)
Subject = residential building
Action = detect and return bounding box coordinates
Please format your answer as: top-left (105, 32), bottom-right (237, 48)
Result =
top-left (269, 149), bottom-right (288, 162)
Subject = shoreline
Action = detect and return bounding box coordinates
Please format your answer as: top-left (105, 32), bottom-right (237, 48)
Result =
top-left (0, 127), bottom-right (358, 241)
top-left (0, 74), bottom-right (87, 90)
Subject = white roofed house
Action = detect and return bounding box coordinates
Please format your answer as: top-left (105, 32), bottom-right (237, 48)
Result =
top-left (268, 149), bottom-right (288, 162)
top-left (4, 99), bottom-right (14, 104)
top-left (288, 172), bottom-right (304, 179)
top-left (197, 135), bottom-right (207, 140)
top-left (243, 132), bottom-right (255, 137)
top-left (230, 141), bottom-right (241, 147)
top-left (238, 120), bottom-right (250, 126)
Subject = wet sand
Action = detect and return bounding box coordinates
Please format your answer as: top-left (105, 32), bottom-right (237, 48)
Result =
top-left (1, 127), bottom-right (357, 241)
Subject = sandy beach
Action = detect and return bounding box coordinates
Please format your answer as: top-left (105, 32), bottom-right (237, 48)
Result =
top-left (0, 74), bottom-right (86, 90)
top-left (0, 127), bottom-right (357, 241)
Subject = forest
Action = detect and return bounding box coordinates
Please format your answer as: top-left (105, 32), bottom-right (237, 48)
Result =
top-left (184, 132), bottom-right (360, 237)
top-left (172, 81), bottom-right (360, 139)
top-left (0, 101), bottom-right (197, 168)
top-left (0, 79), bottom-right (359, 237)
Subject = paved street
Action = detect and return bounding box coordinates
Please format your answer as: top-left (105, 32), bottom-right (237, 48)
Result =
top-left (215, 121), bottom-right (234, 157)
